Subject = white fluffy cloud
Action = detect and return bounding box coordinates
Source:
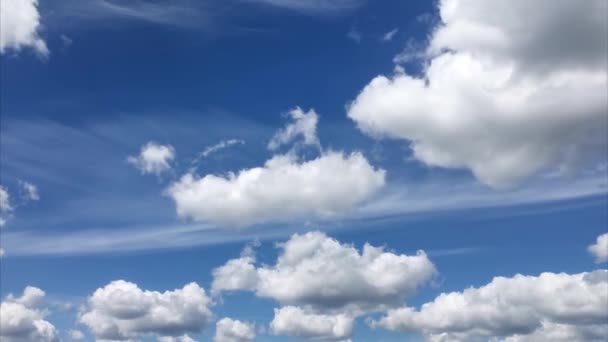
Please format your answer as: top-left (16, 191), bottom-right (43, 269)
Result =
top-left (0, 286), bottom-right (58, 342)
top-left (0, 0), bottom-right (48, 56)
top-left (371, 270), bottom-right (608, 341)
top-left (347, 0), bottom-right (608, 189)
top-left (212, 231), bottom-right (436, 313)
top-left (214, 318), bottom-right (255, 342)
top-left (270, 306), bottom-right (353, 341)
top-left (588, 232), bottom-right (608, 263)
top-left (79, 280), bottom-right (213, 341)
top-left (168, 151), bottom-right (385, 226)
top-left (128, 142), bottom-right (176, 176)
top-left (268, 107), bottom-right (320, 150)
top-left (0, 185), bottom-right (12, 227)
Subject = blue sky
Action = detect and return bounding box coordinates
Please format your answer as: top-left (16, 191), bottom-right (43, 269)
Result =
top-left (1, 1), bottom-right (607, 342)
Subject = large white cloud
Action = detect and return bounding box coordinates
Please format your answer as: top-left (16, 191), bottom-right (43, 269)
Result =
top-left (347, 0), bottom-right (608, 189)
top-left (270, 306), bottom-right (353, 341)
top-left (79, 280), bottom-right (213, 341)
top-left (0, 286), bottom-right (58, 342)
top-left (167, 151), bottom-right (385, 226)
top-left (212, 231), bottom-right (436, 313)
top-left (371, 270), bottom-right (608, 341)
top-left (128, 142), bottom-right (176, 176)
top-left (588, 232), bottom-right (608, 263)
top-left (214, 317), bottom-right (255, 342)
top-left (0, 0), bottom-right (48, 56)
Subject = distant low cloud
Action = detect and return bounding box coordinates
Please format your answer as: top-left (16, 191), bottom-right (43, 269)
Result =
top-left (79, 280), bottom-right (213, 341)
top-left (348, 0), bottom-right (608, 189)
top-left (128, 142), bottom-right (175, 176)
top-left (0, 0), bottom-right (48, 56)
top-left (0, 286), bottom-right (58, 342)
top-left (371, 270), bottom-right (608, 341)
top-left (214, 318), bottom-right (256, 342)
top-left (270, 306), bottom-right (353, 341)
top-left (588, 232), bottom-right (608, 263)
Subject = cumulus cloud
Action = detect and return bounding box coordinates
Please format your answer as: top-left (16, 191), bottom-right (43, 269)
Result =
top-left (371, 270), bottom-right (608, 341)
top-left (270, 306), bottom-right (353, 341)
top-left (268, 107), bottom-right (320, 150)
top-left (214, 318), bottom-right (255, 342)
top-left (79, 280), bottom-right (213, 341)
top-left (0, 186), bottom-right (12, 227)
top-left (0, 286), bottom-right (58, 342)
top-left (588, 232), bottom-right (608, 263)
top-left (0, 0), bottom-right (48, 56)
top-left (19, 180), bottom-right (40, 201)
top-left (128, 142), bottom-right (176, 176)
top-left (212, 231), bottom-right (436, 314)
top-left (168, 151), bottom-right (385, 226)
top-left (348, 0), bottom-right (608, 189)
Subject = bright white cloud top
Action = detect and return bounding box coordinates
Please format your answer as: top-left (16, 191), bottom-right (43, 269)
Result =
top-left (588, 232), bottom-right (608, 263)
top-left (348, 0), bottom-right (608, 189)
top-left (127, 142), bottom-right (176, 176)
top-left (0, 286), bottom-right (58, 342)
top-left (371, 270), bottom-right (608, 341)
top-left (0, 0), bottom-right (48, 56)
top-left (79, 280), bottom-right (213, 341)
top-left (270, 306), bottom-right (354, 341)
top-left (214, 317), bottom-right (256, 342)
top-left (212, 231), bottom-right (436, 313)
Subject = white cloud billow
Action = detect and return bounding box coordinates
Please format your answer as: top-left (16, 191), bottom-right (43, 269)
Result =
top-left (212, 231), bottom-right (436, 313)
top-left (268, 107), bottom-right (320, 150)
top-left (79, 280), bottom-right (213, 341)
top-left (0, 0), bottom-right (48, 56)
top-left (0, 286), bottom-right (58, 342)
top-left (348, 0), bottom-right (608, 189)
top-left (214, 318), bottom-right (255, 342)
top-left (168, 151), bottom-right (384, 226)
top-left (588, 232), bottom-right (608, 263)
top-left (371, 270), bottom-right (608, 341)
top-left (270, 306), bottom-right (353, 341)
top-left (128, 142), bottom-right (176, 176)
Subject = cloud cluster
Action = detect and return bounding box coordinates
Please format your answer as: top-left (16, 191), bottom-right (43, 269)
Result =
top-left (348, 0), bottom-right (608, 189)
top-left (588, 232), bottom-right (608, 263)
top-left (213, 231), bottom-right (435, 340)
top-left (0, 0), bottom-right (48, 56)
top-left (371, 270), bottom-right (608, 341)
top-left (0, 286), bottom-right (58, 342)
top-left (214, 318), bottom-right (256, 342)
top-left (128, 142), bottom-right (176, 176)
top-left (79, 280), bottom-right (213, 341)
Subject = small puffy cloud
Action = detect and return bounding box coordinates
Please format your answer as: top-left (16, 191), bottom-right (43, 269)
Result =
top-left (348, 0), bottom-right (608, 189)
top-left (212, 231), bottom-right (436, 313)
top-left (371, 270), bottom-right (608, 341)
top-left (79, 280), bottom-right (213, 341)
top-left (214, 318), bottom-right (255, 342)
top-left (0, 0), bottom-right (48, 56)
top-left (270, 306), bottom-right (353, 341)
top-left (168, 151), bottom-right (385, 227)
top-left (19, 180), bottom-right (40, 201)
top-left (68, 329), bottom-right (84, 340)
top-left (0, 186), bottom-right (12, 227)
top-left (128, 142), bottom-right (175, 176)
top-left (588, 232), bottom-right (608, 263)
top-left (268, 107), bottom-right (320, 150)
top-left (0, 286), bottom-right (58, 342)
top-left (382, 28), bottom-right (399, 42)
